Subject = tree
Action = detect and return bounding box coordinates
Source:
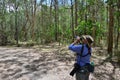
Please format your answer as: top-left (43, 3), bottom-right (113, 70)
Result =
top-left (115, 0), bottom-right (120, 49)
top-left (0, 0), bottom-right (119, 50)
top-left (54, 0), bottom-right (59, 41)
top-left (31, 0), bottom-right (37, 40)
top-left (0, 0), bottom-right (7, 45)
top-left (107, 0), bottom-right (114, 56)
top-left (14, 0), bottom-right (19, 46)
top-left (75, 0), bottom-right (78, 28)
top-left (70, 0), bottom-right (74, 41)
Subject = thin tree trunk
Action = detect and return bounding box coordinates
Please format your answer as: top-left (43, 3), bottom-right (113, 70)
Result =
top-left (84, 0), bottom-right (87, 35)
top-left (80, 0), bottom-right (84, 21)
top-left (115, 0), bottom-right (120, 49)
top-left (116, 23), bottom-right (120, 49)
top-left (1, 0), bottom-right (5, 45)
top-left (75, 0), bottom-right (78, 28)
top-left (39, 1), bottom-right (44, 44)
top-left (50, 0), bottom-right (53, 23)
top-left (92, 1), bottom-right (96, 46)
top-left (15, 0), bottom-right (19, 46)
top-left (54, 0), bottom-right (58, 41)
top-left (24, 1), bottom-right (31, 41)
top-left (31, 0), bottom-right (36, 41)
top-left (71, 0), bottom-right (74, 41)
top-left (108, 1), bottom-right (114, 56)
top-left (22, 19), bottom-right (28, 41)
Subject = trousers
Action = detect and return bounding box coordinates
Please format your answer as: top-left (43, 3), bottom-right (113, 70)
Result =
top-left (75, 67), bottom-right (90, 80)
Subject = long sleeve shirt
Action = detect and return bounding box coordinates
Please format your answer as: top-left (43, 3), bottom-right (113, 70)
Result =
top-left (69, 43), bottom-right (91, 66)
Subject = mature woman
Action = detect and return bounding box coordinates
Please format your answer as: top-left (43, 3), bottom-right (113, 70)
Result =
top-left (69, 35), bottom-right (94, 80)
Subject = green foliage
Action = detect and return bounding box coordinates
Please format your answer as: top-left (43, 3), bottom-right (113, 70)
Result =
top-left (45, 26), bottom-right (55, 42)
top-left (95, 22), bottom-right (106, 37)
top-left (75, 20), bottom-right (93, 35)
top-left (87, 0), bottom-right (94, 5)
top-left (75, 19), bottom-right (105, 38)
top-left (0, 0), bottom-right (119, 48)
top-left (75, 21), bottom-right (86, 35)
top-left (114, 11), bottom-right (120, 17)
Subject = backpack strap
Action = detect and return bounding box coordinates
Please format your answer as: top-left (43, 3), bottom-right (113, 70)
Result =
top-left (80, 44), bottom-right (84, 56)
top-left (79, 44), bottom-right (91, 57)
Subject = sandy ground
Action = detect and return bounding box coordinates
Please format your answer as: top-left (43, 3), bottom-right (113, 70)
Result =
top-left (0, 44), bottom-right (120, 80)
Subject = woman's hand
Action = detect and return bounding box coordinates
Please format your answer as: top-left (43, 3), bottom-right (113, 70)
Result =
top-left (73, 36), bottom-right (80, 44)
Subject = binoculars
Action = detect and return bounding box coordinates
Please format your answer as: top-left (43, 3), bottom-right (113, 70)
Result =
top-left (75, 36), bottom-right (83, 43)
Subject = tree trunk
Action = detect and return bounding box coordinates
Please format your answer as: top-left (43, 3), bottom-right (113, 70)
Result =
top-left (24, 1), bottom-right (32, 41)
top-left (92, 1), bottom-right (96, 46)
top-left (107, 1), bottom-right (114, 56)
top-left (84, 0), bottom-right (87, 35)
top-left (75, 0), bottom-right (78, 28)
top-left (31, 0), bottom-right (37, 41)
top-left (115, 0), bottom-right (120, 49)
top-left (79, 0), bottom-right (84, 21)
top-left (50, 0), bottom-right (53, 23)
top-left (71, 0), bottom-right (74, 41)
top-left (54, 0), bottom-right (58, 41)
top-left (15, 0), bottom-right (19, 46)
top-left (0, 0), bottom-right (6, 46)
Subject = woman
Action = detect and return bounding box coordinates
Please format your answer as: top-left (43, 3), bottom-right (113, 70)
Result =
top-left (69, 35), bottom-right (94, 80)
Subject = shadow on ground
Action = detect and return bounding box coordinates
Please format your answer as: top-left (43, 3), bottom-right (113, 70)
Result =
top-left (0, 44), bottom-right (120, 80)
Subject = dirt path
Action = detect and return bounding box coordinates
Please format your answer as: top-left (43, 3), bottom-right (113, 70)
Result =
top-left (0, 45), bottom-right (120, 80)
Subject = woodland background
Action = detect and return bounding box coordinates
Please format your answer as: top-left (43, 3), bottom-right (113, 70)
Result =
top-left (0, 0), bottom-right (120, 63)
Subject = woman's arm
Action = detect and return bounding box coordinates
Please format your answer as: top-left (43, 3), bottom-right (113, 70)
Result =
top-left (69, 40), bottom-right (82, 53)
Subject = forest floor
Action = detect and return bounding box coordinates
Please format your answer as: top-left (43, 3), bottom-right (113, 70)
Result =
top-left (0, 43), bottom-right (120, 80)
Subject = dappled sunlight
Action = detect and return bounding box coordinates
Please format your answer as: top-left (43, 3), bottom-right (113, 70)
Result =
top-left (0, 45), bottom-right (120, 80)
